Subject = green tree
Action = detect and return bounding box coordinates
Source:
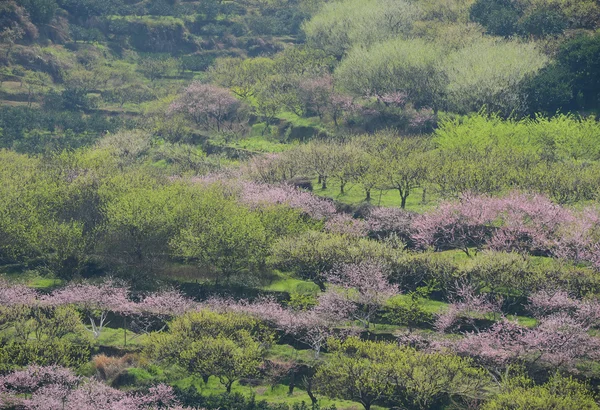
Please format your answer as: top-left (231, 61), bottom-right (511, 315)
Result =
top-left (378, 134), bottom-right (430, 208)
top-left (146, 310), bottom-right (273, 389)
top-left (483, 373), bottom-right (599, 410)
top-left (443, 38), bottom-right (547, 116)
top-left (336, 38), bottom-right (445, 108)
top-left (170, 188), bottom-right (268, 284)
top-left (314, 338), bottom-right (396, 410)
top-left (303, 0), bottom-right (422, 58)
top-left (17, 0), bottom-right (57, 25)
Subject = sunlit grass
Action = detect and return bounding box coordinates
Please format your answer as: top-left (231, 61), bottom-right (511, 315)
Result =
top-left (174, 375), bottom-right (370, 410)
top-left (311, 179), bottom-right (439, 213)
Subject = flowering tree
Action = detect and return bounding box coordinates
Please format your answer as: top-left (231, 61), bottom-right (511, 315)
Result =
top-left (0, 279), bottom-right (38, 307)
top-left (0, 365), bottom-right (186, 410)
top-left (553, 207), bottom-right (600, 270)
top-left (412, 192), bottom-right (574, 257)
top-left (45, 281), bottom-right (134, 339)
top-left (129, 290), bottom-right (198, 339)
top-left (169, 82), bottom-right (243, 133)
top-left (239, 181), bottom-right (336, 220)
top-left (204, 296), bottom-right (352, 359)
top-left (322, 261), bottom-right (399, 329)
top-left (298, 75), bottom-right (335, 120)
top-left (412, 194), bottom-right (499, 256)
top-left (136, 290), bottom-right (197, 318)
top-left (449, 314), bottom-right (600, 377)
top-left (365, 206), bottom-right (413, 240)
top-left (435, 284), bottom-right (502, 333)
top-left (325, 214), bottom-right (368, 237)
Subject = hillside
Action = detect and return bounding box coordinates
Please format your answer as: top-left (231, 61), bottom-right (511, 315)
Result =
top-left (1, 1), bottom-right (600, 409)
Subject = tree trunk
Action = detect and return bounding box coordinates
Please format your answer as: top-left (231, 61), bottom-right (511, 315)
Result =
top-left (288, 372), bottom-right (295, 396)
top-left (421, 187), bottom-right (427, 204)
top-left (321, 177), bottom-right (327, 190)
top-left (305, 379), bottom-right (318, 405)
top-left (400, 194), bottom-right (408, 209)
top-left (365, 189), bottom-right (371, 201)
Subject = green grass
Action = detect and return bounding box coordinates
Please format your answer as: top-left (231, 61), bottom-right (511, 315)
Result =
top-left (388, 294), bottom-right (448, 315)
top-left (174, 375), bottom-right (373, 410)
top-left (28, 277), bottom-right (63, 289)
top-left (1, 270), bottom-right (63, 289)
top-left (95, 327), bottom-right (150, 347)
top-left (311, 179), bottom-right (438, 213)
top-left (267, 343), bottom-right (319, 363)
top-left (277, 111), bottom-right (325, 129)
top-left (229, 135), bottom-right (295, 153)
top-left (262, 273), bottom-right (319, 294)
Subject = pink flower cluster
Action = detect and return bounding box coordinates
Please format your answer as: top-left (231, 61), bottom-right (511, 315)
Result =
top-left (412, 191), bottom-right (599, 261)
top-left (0, 366), bottom-right (189, 410)
top-left (322, 261), bottom-right (399, 328)
top-left (0, 280), bottom-right (198, 339)
top-left (445, 291), bottom-right (600, 371)
top-left (204, 296), bottom-right (356, 358)
top-left (168, 82), bottom-right (241, 132)
top-left (435, 284), bottom-right (502, 333)
top-left (324, 213), bottom-right (368, 237)
top-left (365, 206), bottom-right (413, 239)
top-left (238, 181), bottom-right (336, 220)
top-left (0, 279), bottom-right (38, 306)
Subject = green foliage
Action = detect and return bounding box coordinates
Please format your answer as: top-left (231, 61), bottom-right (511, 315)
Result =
top-left (434, 113), bottom-right (600, 162)
top-left (17, 0), bottom-right (57, 25)
top-left (336, 38), bottom-right (445, 108)
top-left (383, 284), bottom-right (436, 330)
top-left (483, 373), bottom-right (599, 410)
top-left (315, 337), bottom-right (490, 410)
top-left (146, 310), bottom-right (274, 391)
top-left (443, 38), bottom-right (547, 115)
top-left (557, 32), bottom-right (600, 111)
top-left (469, 0), bottom-right (523, 37)
top-left (170, 187), bottom-right (270, 284)
top-left (469, 0), bottom-right (600, 37)
top-left (176, 390), bottom-right (336, 410)
top-left (269, 231), bottom-right (401, 288)
top-left (0, 304), bottom-right (91, 371)
top-left (0, 151), bottom-right (86, 275)
top-left (303, 0), bottom-right (422, 58)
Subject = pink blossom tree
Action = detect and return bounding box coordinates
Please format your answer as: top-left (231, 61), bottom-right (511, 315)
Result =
top-left (322, 261), bottom-right (399, 329)
top-left (297, 75), bottom-right (334, 121)
top-left (365, 206), bottom-right (413, 240)
top-left (324, 214), bottom-right (368, 238)
top-left (45, 280), bottom-right (134, 339)
top-left (204, 296), bottom-right (354, 359)
top-left (0, 279), bottom-right (39, 306)
top-left (412, 191), bottom-right (574, 257)
top-left (0, 366), bottom-right (187, 410)
top-left (169, 82), bottom-right (243, 133)
top-left (128, 290), bottom-right (198, 341)
top-left (412, 193), bottom-right (501, 256)
top-left (448, 313), bottom-right (600, 377)
top-left (239, 181), bottom-right (336, 220)
top-left (434, 284), bottom-right (502, 333)
top-left (552, 207), bottom-right (600, 270)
